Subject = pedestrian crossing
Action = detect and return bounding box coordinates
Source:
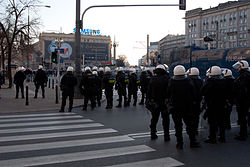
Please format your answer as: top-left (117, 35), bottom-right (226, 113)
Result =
top-left (0, 112), bottom-right (184, 167)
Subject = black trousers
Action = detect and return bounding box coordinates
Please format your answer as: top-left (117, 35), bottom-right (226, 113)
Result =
top-left (105, 89), bottom-right (113, 107)
top-left (193, 104), bottom-right (201, 133)
top-left (172, 112), bottom-right (196, 143)
top-left (128, 90), bottom-right (137, 104)
top-left (150, 108), bottom-right (170, 137)
top-left (236, 102), bottom-right (249, 138)
top-left (16, 83), bottom-right (24, 98)
top-left (84, 94), bottom-right (96, 108)
top-left (207, 110), bottom-right (226, 140)
top-left (61, 91), bottom-right (74, 111)
top-left (140, 91), bottom-right (147, 103)
top-left (35, 84), bottom-right (45, 97)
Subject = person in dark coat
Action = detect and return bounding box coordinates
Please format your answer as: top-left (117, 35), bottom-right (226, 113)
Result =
top-left (103, 67), bottom-right (115, 109)
top-left (187, 67), bottom-right (203, 135)
top-left (232, 60), bottom-right (250, 140)
top-left (96, 67), bottom-right (104, 106)
top-left (147, 64), bottom-right (170, 142)
top-left (222, 68), bottom-right (235, 130)
top-left (139, 68), bottom-right (150, 105)
top-left (168, 65), bottom-right (200, 149)
top-left (59, 66), bottom-right (77, 112)
top-left (92, 71), bottom-right (102, 107)
top-left (202, 66), bottom-right (227, 144)
top-left (79, 67), bottom-right (97, 110)
top-left (115, 67), bottom-right (128, 108)
top-left (14, 67), bottom-right (26, 99)
top-left (33, 65), bottom-right (48, 98)
top-left (128, 68), bottom-right (138, 106)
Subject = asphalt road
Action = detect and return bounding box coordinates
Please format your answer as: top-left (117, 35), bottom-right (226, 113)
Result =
top-left (0, 99), bottom-right (249, 167)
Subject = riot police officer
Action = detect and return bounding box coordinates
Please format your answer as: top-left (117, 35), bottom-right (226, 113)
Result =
top-left (233, 60), bottom-right (250, 140)
top-left (168, 65), bottom-right (200, 149)
top-left (187, 67), bottom-right (203, 135)
top-left (97, 67), bottom-right (104, 106)
top-left (202, 66), bottom-right (227, 143)
top-left (14, 67), bottom-right (26, 99)
top-left (115, 67), bottom-right (128, 108)
top-left (59, 66), bottom-right (77, 112)
top-left (147, 64), bottom-right (170, 142)
top-left (34, 65), bottom-right (48, 98)
top-left (103, 67), bottom-right (115, 109)
top-left (128, 68), bottom-right (138, 106)
top-left (80, 67), bottom-right (97, 110)
top-left (222, 68), bottom-right (234, 130)
top-left (93, 71), bottom-right (102, 107)
top-left (139, 67), bottom-right (150, 105)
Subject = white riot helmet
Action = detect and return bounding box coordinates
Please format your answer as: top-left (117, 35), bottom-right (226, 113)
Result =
top-left (81, 68), bottom-right (85, 72)
top-left (21, 66), bottom-right (26, 71)
top-left (104, 67), bottom-right (111, 72)
top-left (17, 67), bottom-right (23, 71)
top-left (222, 68), bottom-right (232, 77)
top-left (98, 67), bottom-right (104, 72)
top-left (174, 65), bottom-right (186, 76)
top-left (233, 60), bottom-right (249, 70)
top-left (38, 65), bottom-right (43, 70)
top-left (118, 67), bottom-right (123, 71)
top-left (210, 66), bottom-right (221, 76)
top-left (129, 68), bottom-right (136, 73)
top-left (156, 64), bottom-right (166, 71)
top-left (92, 66), bottom-right (98, 71)
top-left (163, 64), bottom-right (169, 72)
top-left (187, 67), bottom-right (199, 76)
top-left (85, 66), bottom-right (91, 71)
top-left (92, 71), bottom-right (98, 76)
top-left (67, 66), bottom-right (74, 72)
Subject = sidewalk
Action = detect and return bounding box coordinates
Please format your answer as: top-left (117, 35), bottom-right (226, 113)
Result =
top-left (0, 81), bottom-right (84, 114)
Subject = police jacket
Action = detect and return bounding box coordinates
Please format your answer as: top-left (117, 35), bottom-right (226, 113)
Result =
top-left (79, 71), bottom-right (97, 95)
top-left (103, 72), bottom-right (115, 90)
top-left (128, 73), bottom-right (138, 93)
top-left (60, 72), bottom-right (77, 92)
top-left (188, 76), bottom-right (203, 104)
top-left (233, 69), bottom-right (250, 103)
top-left (168, 75), bottom-right (196, 113)
top-left (14, 71), bottom-right (26, 85)
top-left (201, 76), bottom-right (227, 111)
top-left (224, 76), bottom-right (234, 105)
top-left (34, 69), bottom-right (48, 85)
top-left (147, 68), bottom-right (169, 108)
top-left (140, 71), bottom-right (149, 92)
top-left (115, 71), bottom-right (127, 94)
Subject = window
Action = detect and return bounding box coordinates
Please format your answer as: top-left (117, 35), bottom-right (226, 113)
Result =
top-left (234, 35), bottom-right (237, 40)
top-left (240, 27), bottom-right (243, 31)
top-left (244, 33), bottom-right (247, 38)
top-left (230, 21), bottom-right (233, 26)
top-left (240, 19), bottom-right (243, 24)
top-left (240, 34), bottom-right (243, 39)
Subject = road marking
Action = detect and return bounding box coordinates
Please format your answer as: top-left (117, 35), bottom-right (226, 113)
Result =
top-left (0, 115), bottom-right (82, 123)
top-left (0, 145), bottom-right (155, 167)
top-left (106, 157), bottom-right (184, 167)
top-left (0, 123), bottom-right (103, 134)
top-left (0, 113), bottom-right (76, 119)
top-left (0, 128), bottom-right (117, 142)
top-left (0, 119), bottom-right (93, 128)
top-left (0, 135), bottom-right (134, 153)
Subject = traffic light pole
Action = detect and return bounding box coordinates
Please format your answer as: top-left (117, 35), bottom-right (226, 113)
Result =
top-left (56, 49), bottom-right (60, 104)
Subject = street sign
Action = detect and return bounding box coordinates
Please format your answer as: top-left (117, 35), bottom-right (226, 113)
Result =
top-left (55, 48), bottom-right (65, 54)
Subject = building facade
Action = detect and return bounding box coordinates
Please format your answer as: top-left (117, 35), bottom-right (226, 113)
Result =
top-left (158, 34), bottom-right (186, 64)
top-left (38, 32), bottom-right (111, 69)
top-left (185, 0), bottom-right (250, 49)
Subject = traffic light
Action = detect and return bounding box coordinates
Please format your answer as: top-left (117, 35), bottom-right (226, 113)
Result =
top-left (179, 0), bottom-right (186, 10)
top-left (51, 51), bottom-right (58, 64)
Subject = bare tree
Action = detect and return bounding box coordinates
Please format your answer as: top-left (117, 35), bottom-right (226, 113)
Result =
top-left (0, 0), bottom-right (40, 88)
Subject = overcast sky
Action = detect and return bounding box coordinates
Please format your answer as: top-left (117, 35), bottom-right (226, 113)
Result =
top-left (37, 0), bottom-right (230, 65)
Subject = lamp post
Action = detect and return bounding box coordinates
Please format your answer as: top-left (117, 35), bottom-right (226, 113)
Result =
top-left (27, 5), bottom-right (50, 68)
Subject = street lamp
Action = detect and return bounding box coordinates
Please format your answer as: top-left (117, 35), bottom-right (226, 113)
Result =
top-left (27, 5), bottom-right (51, 68)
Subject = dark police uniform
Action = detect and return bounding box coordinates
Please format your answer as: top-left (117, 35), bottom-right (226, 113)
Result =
top-left (147, 68), bottom-right (170, 141)
top-left (115, 71), bottom-right (127, 107)
top-left (60, 71), bottom-right (77, 112)
top-left (128, 73), bottom-right (138, 106)
top-left (139, 71), bottom-right (150, 105)
top-left (103, 71), bottom-right (115, 109)
top-left (34, 69), bottom-right (48, 98)
top-left (14, 70), bottom-right (26, 98)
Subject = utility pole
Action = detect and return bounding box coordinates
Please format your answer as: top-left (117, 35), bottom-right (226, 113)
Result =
top-left (147, 34), bottom-right (150, 66)
top-left (74, 0), bottom-right (82, 98)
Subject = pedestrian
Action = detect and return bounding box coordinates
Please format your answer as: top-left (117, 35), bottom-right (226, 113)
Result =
top-left (103, 67), bottom-right (115, 109)
top-left (147, 64), bottom-right (170, 142)
top-left (139, 67), bottom-right (150, 105)
top-left (59, 66), bottom-right (77, 112)
top-left (127, 68), bottom-right (138, 106)
top-left (79, 67), bottom-right (97, 110)
top-left (33, 65), bottom-right (48, 98)
top-left (168, 65), bottom-right (200, 149)
top-left (202, 66), bottom-right (227, 144)
top-left (186, 67), bottom-right (203, 135)
top-left (13, 67), bottom-right (26, 99)
top-left (222, 68), bottom-right (235, 130)
top-left (115, 67), bottom-right (128, 108)
top-left (232, 60), bottom-right (250, 141)
top-left (93, 70), bottom-right (102, 107)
